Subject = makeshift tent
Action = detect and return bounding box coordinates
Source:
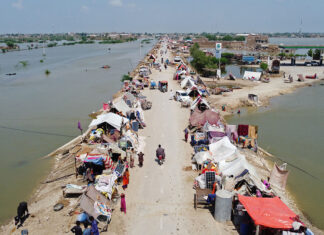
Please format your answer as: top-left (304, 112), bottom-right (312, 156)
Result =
top-left (238, 195), bottom-right (297, 229)
top-left (218, 153), bottom-right (248, 177)
top-left (193, 151), bottom-right (212, 165)
top-left (123, 92), bottom-right (136, 106)
top-left (113, 97), bottom-right (131, 115)
top-left (186, 86), bottom-right (202, 98)
top-left (209, 137), bottom-right (237, 162)
top-left (89, 113), bottom-right (129, 130)
top-left (243, 71), bottom-right (261, 81)
top-left (181, 76), bottom-right (195, 89)
top-left (190, 97), bottom-right (210, 111)
top-left (77, 151), bottom-right (113, 169)
top-left (189, 109), bottom-right (219, 127)
top-left (269, 163), bottom-right (289, 190)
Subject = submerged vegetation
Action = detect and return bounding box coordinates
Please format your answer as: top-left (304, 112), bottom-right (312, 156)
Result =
top-left (19, 60), bottom-right (29, 67)
top-left (45, 69), bottom-right (51, 76)
top-left (120, 74), bottom-right (132, 82)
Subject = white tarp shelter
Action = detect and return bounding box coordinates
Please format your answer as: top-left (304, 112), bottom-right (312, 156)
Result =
top-left (193, 151), bottom-right (212, 165)
top-left (243, 71), bottom-right (262, 81)
top-left (209, 136), bottom-right (237, 162)
top-left (89, 112), bottom-right (129, 130)
top-left (181, 76), bottom-right (195, 89)
top-left (113, 97), bottom-right (131, 115)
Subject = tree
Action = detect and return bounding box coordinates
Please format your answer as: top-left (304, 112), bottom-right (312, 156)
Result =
top-left (307, 49), bottom-right (313, 57)
top-left (5, 41), bottom-right (15, 48)
top-left (313, 49), bottom-right (321, 60)
top-left (260, 62), bottom-right (268, 71)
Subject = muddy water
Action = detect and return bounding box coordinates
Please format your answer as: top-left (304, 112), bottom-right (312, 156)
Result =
top-left (0, 40), bottom-right (154, 223)
top-left (227, 82), bottom-right (324, 229)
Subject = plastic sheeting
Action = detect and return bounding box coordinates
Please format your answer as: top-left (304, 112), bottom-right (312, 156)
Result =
top-left (190, 109), bottom-right (219, 127)
top-left (243, 71), bottom-right (261, 81)
top-left (218, 153), bottom-right (248, 177)
top-left (209, 137), bottom-right (237, 162)
top-left (238, 195), bottom-right (297, 229)
top-left (89, 112), bottom-right (129, 130)
top-left (181, 76), bottom-right (195, 89)
top-left (193, 151), bottom-right (212, 165)
top-left (113, 98), bottom-right (131, 115)
top-left (269, 164), bottom-right (289, 190)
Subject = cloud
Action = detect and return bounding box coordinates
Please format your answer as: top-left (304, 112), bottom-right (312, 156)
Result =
top-left (109, 0), bottom-right (123, 7)
top-left (12, 0), bottom-right (23, 10)
top-left (81, 5), bottom-right (89, 12)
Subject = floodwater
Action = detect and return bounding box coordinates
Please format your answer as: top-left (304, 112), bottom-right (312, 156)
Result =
top-left (227, 82), bottom-right (324, 229)
top-left (0, 40), bottom-right (154, 223)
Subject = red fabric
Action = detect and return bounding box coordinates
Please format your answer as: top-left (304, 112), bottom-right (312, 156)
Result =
top-left (238, 124), bottom-right (249, 136)
top-left (238, 195), bottom-right (297, 229)
top-left (103, 103), bottom-right (110, 111)
top-left (189, 109), bottom-right (220, 127)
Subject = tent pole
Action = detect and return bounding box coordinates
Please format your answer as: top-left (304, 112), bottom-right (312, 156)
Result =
top-left (74, 157), bottom-right (77, 179)
top-left (255, 225), bottom-right (260, 235)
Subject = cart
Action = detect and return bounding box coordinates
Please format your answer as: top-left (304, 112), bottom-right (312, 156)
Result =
top-left (194, 188), bottom-right (213, 210)
top-left (158, 80), bottom-right (168, 92)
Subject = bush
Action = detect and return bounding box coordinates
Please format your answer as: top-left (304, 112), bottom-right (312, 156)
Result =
top-left (121, 74), bottom-right (132, 82)
top-left (260, 62), bottom-right (268, 71)
top-left (45, 69), bottom-right (51, 76)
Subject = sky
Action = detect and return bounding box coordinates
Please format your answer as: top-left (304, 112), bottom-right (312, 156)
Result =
top-left (1, 0), bottom-right (324, 34)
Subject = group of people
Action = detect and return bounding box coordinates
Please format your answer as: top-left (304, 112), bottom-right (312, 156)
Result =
top-left (71, 216), bottom-right (99, 235)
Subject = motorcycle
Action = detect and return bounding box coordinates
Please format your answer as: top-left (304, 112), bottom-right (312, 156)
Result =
top-left (157, 155), bottom-right (164, 165)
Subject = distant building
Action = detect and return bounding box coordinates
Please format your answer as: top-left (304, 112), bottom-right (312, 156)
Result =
top-left (246, 35), bottom-right (269, 49)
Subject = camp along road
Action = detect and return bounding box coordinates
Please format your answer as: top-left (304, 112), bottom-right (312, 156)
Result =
top-left (109, 43), bottom-right (235, 235)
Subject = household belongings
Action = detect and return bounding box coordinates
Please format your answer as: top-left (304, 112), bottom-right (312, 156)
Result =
top-left (80, 185), bottom-right (112, 227)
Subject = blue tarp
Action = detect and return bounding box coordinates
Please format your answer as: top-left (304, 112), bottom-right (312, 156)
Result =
top-left (84, 157), bottom-right (104, 166)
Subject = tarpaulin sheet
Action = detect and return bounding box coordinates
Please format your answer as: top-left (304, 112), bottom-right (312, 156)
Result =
top-left (209, 136), bottom-right (237, 162)
top-left (238, 195), bottom-right (297, 229)
top-left (190, 109), bottom-right (219, 127)
top-left (89, 112), bottom-right (129, 130)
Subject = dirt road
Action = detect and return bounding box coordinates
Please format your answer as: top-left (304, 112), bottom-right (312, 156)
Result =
top-left (109, 43), bottom-right (234, 235)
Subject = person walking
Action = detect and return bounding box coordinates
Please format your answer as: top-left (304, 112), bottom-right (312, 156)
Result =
top-left (138, 152), bottom-right (144, 167)
top-left (122, 169), bottom-right (130, 190)
top-left (130, 148), bottom-right (135, 168)
top-left (120, 193), bottom-right (126, 214)
top-left (89, 216), bottom-right (99, 235)
top-left (184, 128), bottom-right (189, 142)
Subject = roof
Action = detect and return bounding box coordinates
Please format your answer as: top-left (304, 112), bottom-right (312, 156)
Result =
top-left (89, 112), bottom-right (129, 129)
top-left (238, 195), bottom-right (297, 229)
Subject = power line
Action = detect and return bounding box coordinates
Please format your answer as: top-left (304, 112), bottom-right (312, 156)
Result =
top-left (0, 124), bottom-right (75, 138)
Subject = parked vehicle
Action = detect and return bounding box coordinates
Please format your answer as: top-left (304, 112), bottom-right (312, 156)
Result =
top-left (175, 90), bottom-right (190, 102)
top-left (158, 80), bottom-right (168, 92)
